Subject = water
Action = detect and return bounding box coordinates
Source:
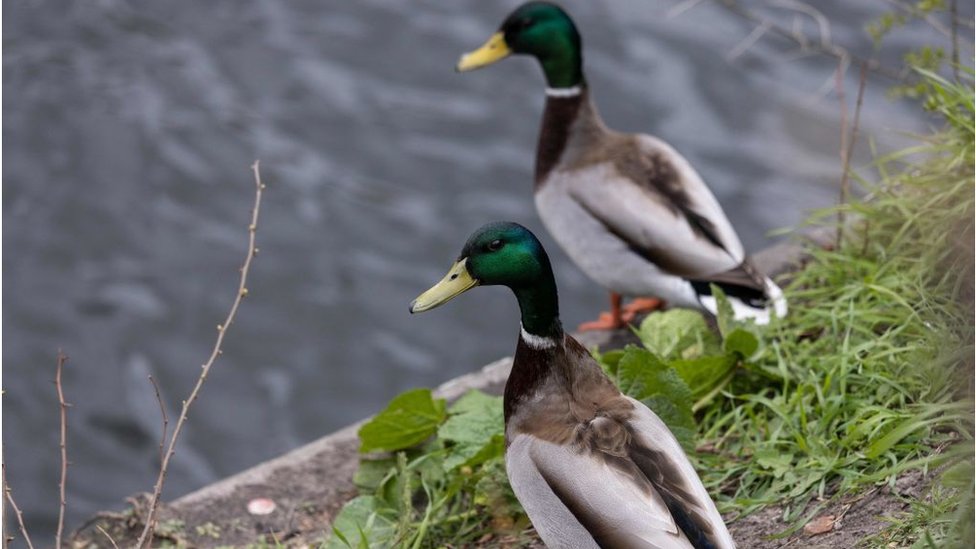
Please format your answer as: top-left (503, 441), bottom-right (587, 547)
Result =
top-left (4, 0), bottom-right (960, 541)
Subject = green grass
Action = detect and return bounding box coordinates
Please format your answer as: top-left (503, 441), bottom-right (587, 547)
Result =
top-left (695, 66), bottom-right (975, 515)
top-left (327, 68), bottom-right (974, 548)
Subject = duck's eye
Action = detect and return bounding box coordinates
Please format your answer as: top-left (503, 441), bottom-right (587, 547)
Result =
top-left (517, 17), bottom-right (533, 29)
top-left (487, 239), bottom-right (504, 252)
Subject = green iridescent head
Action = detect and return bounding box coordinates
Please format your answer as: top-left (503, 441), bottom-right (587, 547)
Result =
top-left (410, 222), bottom-right (561, 336)
top-left (457, 2), bottom-right (584, 89)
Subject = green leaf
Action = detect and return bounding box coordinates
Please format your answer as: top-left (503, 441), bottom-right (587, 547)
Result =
top-left (438, 390), bottom-right (505, 470)
top-left (326, 495), bottom-right (397, 549)
top-left (353, 458), bottom-right (396, 492)
top-left (755, 448), bottom-right (794, 479)
top-left (473, 457), bottom-right (520, 514)
top-left (709, 284), bottom-right (736, 337)
top-left (614, 348), bottom-right (669, 397)
top-left (596, 348), bottom-right (626, 377)
top-left (671, 355), bottom-right (737, 400)
top-left (723, 328), bottom-right (759, 359)
top-left (866, 412), bottom-right (942, 459)
top-left (642, 395), bottom-right (697, 452)
top-left (940, 459), bottom-right (975, 490)
top-left (637, 309), bottom-right (718, 360)
top-left (614, 348), bottom-right (696, 451)
top-left (445, 434), bottom-right (505, 472)
top-left (358, 389), bottom-right (447, 453)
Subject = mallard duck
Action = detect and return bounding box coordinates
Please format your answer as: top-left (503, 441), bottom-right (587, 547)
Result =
top-left (457, 1), bottom-right (786, 330)
top-left (410, 221), bottom-right (736, 549)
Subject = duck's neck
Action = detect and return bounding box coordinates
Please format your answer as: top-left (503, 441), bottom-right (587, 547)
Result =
top-left (503, 270), bottom-right (563, 424)
top-left (534, 86), bottom-right (606, 185)
top-left (513, 278), bottom-right (562, 344)
top-left (539, 37), bottom-right (584, 90)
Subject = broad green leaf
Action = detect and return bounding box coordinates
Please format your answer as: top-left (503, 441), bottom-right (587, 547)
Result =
top-left (671, 355), bottom-right (736, 400)
top-left (326, 495), bottom-right (397, 549)
top-left (445, 434), bottom-right (505, 471)
top-left (614, 348), bottom-right (669, 398)
top-left (596, 348), bottom-right (626, 377)
top-left (723, 328), bottom-right (759, 358)
top-left (637, 310), bottom-right (718, 359)
top-left (358, 389), bottom-right (447, 453)
top-left (411, 449), bottom-right (448, 486)
top-left (353, 457), bottom-right (395, 492)
top-left (438, 390), bottom-right (505, 470)
top-left (614, 348), bottom-right (696, 451)
top-left (641, 395), bottom-right (696, 452)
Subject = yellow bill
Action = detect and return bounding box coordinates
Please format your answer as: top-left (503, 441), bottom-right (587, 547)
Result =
top-left (410, 258), bottom-right (479, 313)
top-left (457, 32), bottom-right (511, 72)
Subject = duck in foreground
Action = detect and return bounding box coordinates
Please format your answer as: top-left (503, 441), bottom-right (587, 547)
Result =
top-left (457, 2), bottom-right (787, 330)
top-left (410, 222), bottom-right (736, 549)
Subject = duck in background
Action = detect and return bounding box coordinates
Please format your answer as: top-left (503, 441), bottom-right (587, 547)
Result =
top-left (456, 1), bottom-right (786, 330)
top-left (410, 221), bottom-right (736, 549)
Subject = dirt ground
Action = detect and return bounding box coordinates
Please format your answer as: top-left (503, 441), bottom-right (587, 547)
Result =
top-left (69, 467), bottom-right (931, 548)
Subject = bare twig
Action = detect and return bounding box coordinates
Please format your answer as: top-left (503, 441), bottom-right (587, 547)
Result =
top-left (837, 64), bottom-right (869, 247)
top-left (667, 0), bottom-right (707, 19)
top-left (135, 161), bottom-right (266, 548)
top-left (711, 0), bottom-right (903, 80)
top-left (2, 433), bottom-right (6, 549)
top-left (55, 350), bottom-right (70, 549)
top-left (880, 0), bottom-right (954, 37)
top-left (147, 375), bottom-right (169, 465)
top-left (727, 20), bottom-right (772, 61)
top-left (95, 525), bottom-right (121, 549)
top-left (769, 0), bottom-right (832, 47)
top-left (950, 0), bottom-right (960, 82)
top-left (836, 60), bottom-right (849, 247)
top-left (2, 465), bottom-right (36, 549)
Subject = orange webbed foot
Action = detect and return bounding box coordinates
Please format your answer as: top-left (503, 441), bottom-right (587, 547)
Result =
top-left (620, 297), bottom-right (664, 323)
top-left (577, 312), bottom-right (626, 332)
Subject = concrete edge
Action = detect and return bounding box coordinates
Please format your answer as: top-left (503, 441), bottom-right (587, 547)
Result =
top-left (173, 357), bottom-right (516, 508)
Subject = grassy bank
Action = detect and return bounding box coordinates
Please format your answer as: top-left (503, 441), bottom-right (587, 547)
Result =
top-left (328, 68), bottom-right (975, 549)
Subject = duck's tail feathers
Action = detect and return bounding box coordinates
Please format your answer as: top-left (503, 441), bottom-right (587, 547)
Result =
top-left (691, 276), bottom-right (788, 326)
top-left (764, 277), bottom-right (788, 319)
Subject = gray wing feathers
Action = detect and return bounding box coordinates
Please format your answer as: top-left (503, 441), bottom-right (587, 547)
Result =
top-left (624, 397), bottom-right (738, 549)
top-left (635, 135), bottom-right (745, 262)
top-left (508, 434), bottom-right (696, 549)
top-left (569, 136), bottom-right (744, 277)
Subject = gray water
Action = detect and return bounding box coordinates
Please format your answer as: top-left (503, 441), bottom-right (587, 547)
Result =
top-left (4, 0), bottom-right (961, 541)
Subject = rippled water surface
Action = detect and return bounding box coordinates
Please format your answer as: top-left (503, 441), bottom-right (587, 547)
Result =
top-left (4, 0), bottom-right (959, 539)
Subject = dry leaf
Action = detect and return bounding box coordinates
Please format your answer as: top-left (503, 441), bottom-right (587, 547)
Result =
top-left (804, 514), bottom-right (836, 536)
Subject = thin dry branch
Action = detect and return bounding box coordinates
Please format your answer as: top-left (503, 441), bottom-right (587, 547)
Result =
top-left (95, 525), bottom-right (121, 549)
top-left (710, 0), bottom-right (903, 81)
top-left (837, 64), bottom-right (869, 247)
top-left (2, 463), bottom-right (36, 549)
top-left (147, 375), bottom-right (169, 466)
top-left (55, 350), bottom-right (70, 549)
top-left (950, 0), bottom-right (960, 82)
top-left (881, 0), bottom-right (956, 37)
top-left (836, 60), bottom-right (849, 245)
top-left (727, 20), bottom-right (773, 61)
top-left (667, 0), bottom-right (707, 19)
top-left (134, 161), bottom-right (266, 548)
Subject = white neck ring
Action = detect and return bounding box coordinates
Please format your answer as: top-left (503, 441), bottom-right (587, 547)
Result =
top-left (545, 85), bottom-right (582, 98)
top-left (520, 324), bottom-right (558, 350)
